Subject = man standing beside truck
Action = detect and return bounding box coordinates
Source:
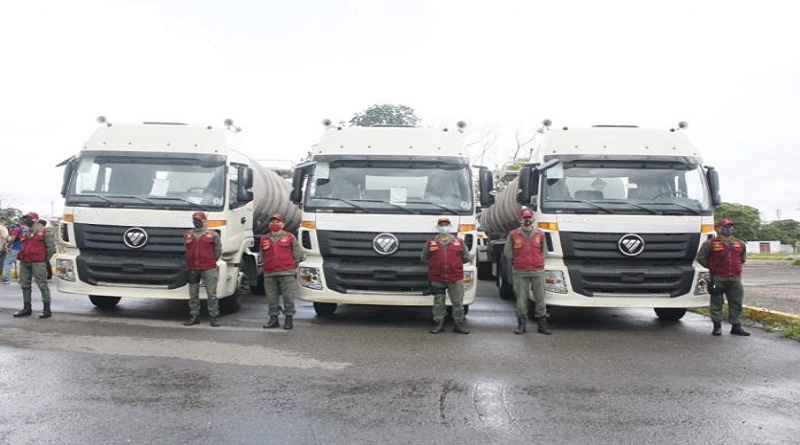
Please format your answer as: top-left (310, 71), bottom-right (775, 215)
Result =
top-left (696, 219), bottom-right (750, 337)
top-left (261, 214), bottom-right (303, 330)
top-left (421, 217), bottom-right (471, 334)
top-left (13, 212), bottom-right (55, 318)
top-left (183, 212), bottom-right (222, 327)
top-left (504, 208), bottom-right (551, 335)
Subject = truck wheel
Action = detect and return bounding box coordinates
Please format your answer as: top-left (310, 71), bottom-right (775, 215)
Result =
top-left (249, 275), bottom-right (265, 295)
top-left (88, 295), bottom-right (121, 308)
top-left (477, 262), bottom-right (494, 280)
top-left (314, 302), bottom-right (337, 317)
top-left (218, 287), bottom-right (242, 313)
top-left (498, 273), bottom-right (515, 300)
top-left (654, 308), bottom-right (687, 321)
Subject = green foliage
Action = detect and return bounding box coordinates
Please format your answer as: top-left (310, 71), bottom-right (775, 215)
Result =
top-left (349, 104), bottom-right (420, 127)
top-left (714, 202), bottom-right (760, 240)
top-left (0, 207), bottom-right (22, 223)
top-left (761, 219), bottom-right (800, 245)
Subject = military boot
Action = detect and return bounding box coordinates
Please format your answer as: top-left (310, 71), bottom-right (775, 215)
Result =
top-left (514, 317), bottom-right (527, 335)
top-left (730, 324), bottom-right (750, 336)
top-left (183, 315), bottom-right (200, 326)
top-left (13, 303), bottom-right (32, 318)
top-left (453, 321), bottom-right (469, 335)
top-left (283, 316), bottom-right (294, 330)
top-left (263, 315), bottom-right (279, 329)
top-left (712, 321), bottom-right (722, 336)
top-left (430, 320), bottom-right (445, 334)
top-left (209, 316), bottom-right (220, 327)
top-left (39, 302), bottom-right (52, 319)
top-left (537, 318), bottom-right (552, 335)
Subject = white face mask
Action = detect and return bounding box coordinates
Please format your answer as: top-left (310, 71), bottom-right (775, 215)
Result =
top-left (437, 225), bottom-right (451, 234)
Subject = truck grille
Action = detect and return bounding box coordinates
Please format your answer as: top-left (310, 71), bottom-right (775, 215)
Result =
top-left (559, 232), bottom-right (699, 297)
top-left (73, 223), bottom-right (188, 287)
top-left (316, 230), bottom-right (432, 294)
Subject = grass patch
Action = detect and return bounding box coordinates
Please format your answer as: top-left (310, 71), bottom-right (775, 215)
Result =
top-left (690, 306), bottom-right (800, 341)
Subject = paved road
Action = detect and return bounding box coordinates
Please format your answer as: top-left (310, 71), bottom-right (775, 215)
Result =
top-left (742, 260), bottom-right (800, 316)
top-left (1, 275), bottom-right (798, 445)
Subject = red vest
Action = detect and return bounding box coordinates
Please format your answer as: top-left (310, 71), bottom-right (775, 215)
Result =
top-left (510, 229), bottom-right (545, 271)
top-left (19, 227), bottom-right (47, 263)
top-left (261, 232), bottom-right (296, 272)
top-left (707, 237), bottom-right (745, 277)
top-left (426, 237), bottom-right (465, 282)
top-left (184, 230), bottom-right (218, 271)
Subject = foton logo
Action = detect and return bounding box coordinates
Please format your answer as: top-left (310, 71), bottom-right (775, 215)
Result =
top-left (372, 233), bottom-right (399, 255)
top-left (123, 228), bottom-right (149, 249)
top-left (618, 234), bottom-right (645, 256)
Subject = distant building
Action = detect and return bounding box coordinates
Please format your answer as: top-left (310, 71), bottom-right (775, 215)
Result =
top-left (744, 240), bottom-right (793, 254)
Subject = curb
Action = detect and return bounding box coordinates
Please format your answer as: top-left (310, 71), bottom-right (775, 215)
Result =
top-left (743, 305), bottom-right (800, 324)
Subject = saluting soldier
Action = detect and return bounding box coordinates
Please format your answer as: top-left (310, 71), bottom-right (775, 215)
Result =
top-left (183, 211), bottom-right (222, 327)
top-left (421, 217), bottom-right (471, 334)
top-left (13, 212), bottom-right (55, 318)
top-left (696, 219), bottom-right (750, 336)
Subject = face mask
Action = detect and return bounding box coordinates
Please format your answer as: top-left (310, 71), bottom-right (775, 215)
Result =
top-left (192, 219), bottom-right (204, 229)
top-left (269, 223), bottom-right (283, 232)
top-left (522, 219), bottom-right (533, 227)
top-left (437, 225), bottom-right (451, 234)
top-left (721, 227), bottom-right (733, 236)
top-left (22, 218), bottom-right (34, 227)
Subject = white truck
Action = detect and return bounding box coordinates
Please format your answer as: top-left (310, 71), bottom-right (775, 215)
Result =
top-left (478, 121), bottom-right (721, 321)
top-left (289, 121), bottom-right (493, 316)
top-left (55, 118), bottom-right (300, 311)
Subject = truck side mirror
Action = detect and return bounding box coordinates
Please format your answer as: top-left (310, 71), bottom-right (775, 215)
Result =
top-left (517, 165), bottom-right (535, 205)
top-left (290, 162), bottom-right (315, 204)
top-left (58, 156), bottom-right (77, 198)
top-left (706, 166), bottom-right (721, 206)
top-left (478, 167), bottom-right (495, 207)
top-left (238, 166), bottom-right (254, 203)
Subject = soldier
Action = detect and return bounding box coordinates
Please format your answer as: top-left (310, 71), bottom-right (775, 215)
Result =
top-left (421, 217), bottom-right (471, 334)
top-left (696, 219), bottom-right (750, 336)
top-left (261, 214), bottom-right (303, 330)
top-left (13, 212), bottom-right (55, 318)
top-left (183, 211), bottom-right (222, 327)
top-left (504, 207), bottom-right (551, 335)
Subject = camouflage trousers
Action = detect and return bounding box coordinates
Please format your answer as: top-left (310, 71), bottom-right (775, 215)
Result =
top-left (19, 261), bottom-right (51, 305)
top-left (187, 268), bottom-right (219, 317)
top-left (709, 277), bottom-right (744, 325)
top-left (513, 270), bottom-right (548, 319)
top-left (264, 274), bottom-right (298, 316)
top-left (431, 280), bottom-right (465, 323)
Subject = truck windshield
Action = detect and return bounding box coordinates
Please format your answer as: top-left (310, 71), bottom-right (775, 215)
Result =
top-left (65, 152), bottom-right (226, 210)
top-left (305, 161), bottom-right (473, 215)
top-left (540, 160), bottom-right (712, 215)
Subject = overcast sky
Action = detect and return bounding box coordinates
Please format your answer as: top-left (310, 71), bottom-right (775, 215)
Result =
top-left (1, 0), bottom-right (798, 221)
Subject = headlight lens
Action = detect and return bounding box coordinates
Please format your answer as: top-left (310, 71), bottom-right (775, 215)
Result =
top-left (463, 271), bottom-right (475, 292)
top-left (56, 258), bottom-right (76, 282)
top-left (298, 267), bottom-right (322, 290)
top-left (695, 271), bottom-right (711, 295)
top-left (544, 270), bottom-right (567, 294)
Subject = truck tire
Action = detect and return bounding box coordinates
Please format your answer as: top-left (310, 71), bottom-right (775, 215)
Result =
top-left (249, 274), bottom-right (265, 295)
top-left (654, 308), bottom-right (687, 321)
top-left (314, 302), bottom-right (337, 317)
top-left (88, 295), bottom-right (121, 308)
top-left (218, 287), bottom-right (242, 313)
top-left (477, 262), bottom-right (494, 280)
top-left (497, 255), bottom-right (515, 300)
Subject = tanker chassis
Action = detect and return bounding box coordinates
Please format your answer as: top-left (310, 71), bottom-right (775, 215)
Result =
top-left (55, 118), bottom-right (300, 311)
top-left (479, 121), bottom-right (721, 321)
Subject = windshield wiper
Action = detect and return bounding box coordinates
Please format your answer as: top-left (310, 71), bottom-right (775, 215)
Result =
top-left (405, 200), bottom-right (460, 215)
top-left (146, 196), bottom-right (208, 210)
top-left (349, 199), bottom-right (416, 214)
top-left (309, 197), bottom-right (369, 212)
top-left (645, 201), bottom-right (701, 215)
top-left (546, 199), bottom-right (612, 214)
top-left (601, 200), bottom-right (659, 215)
top-left (67, 194), bottom-right (117, 206)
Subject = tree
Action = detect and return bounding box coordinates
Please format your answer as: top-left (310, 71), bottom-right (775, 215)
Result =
top-left (1, 207), bottom-right (22, 223)
top-left (349, 104), bottom-right (420, 127)
top-left (714, 202), bottom-right (760, 241)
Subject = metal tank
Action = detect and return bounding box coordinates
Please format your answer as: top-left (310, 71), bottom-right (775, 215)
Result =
top-left (251, 160), bottom-right (302, 234)
top-left (478, 177), bottom-right (522, 236)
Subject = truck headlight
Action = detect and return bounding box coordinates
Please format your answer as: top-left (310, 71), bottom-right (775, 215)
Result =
top-left (56, 258), bottom-right (76, 282)
top-left (298, 267), bottom-right (322, 290)
top-left (463, 271), bottom-right (475, 292)
top-left (695, 271), bottom-right (711, 295)
top-left (544, 270), bottom-right (567, 294)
